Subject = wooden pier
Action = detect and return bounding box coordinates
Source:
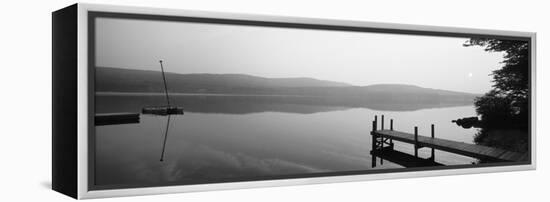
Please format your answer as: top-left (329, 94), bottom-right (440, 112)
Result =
top-left (95, 113), bottom-right (140, 126)
top-left (370, 115), bottom-right (527, 168)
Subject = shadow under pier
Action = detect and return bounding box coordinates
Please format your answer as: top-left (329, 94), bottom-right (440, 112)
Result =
top-left (371, 147), bottom-right (443, 168)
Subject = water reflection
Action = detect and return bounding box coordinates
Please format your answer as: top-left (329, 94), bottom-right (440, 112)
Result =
top-left (94, 94), bottom-right (478, 188)
top-left (96, 93), bottom-right (473, 114)
top-left (160, 115), bottom-right (171, 162)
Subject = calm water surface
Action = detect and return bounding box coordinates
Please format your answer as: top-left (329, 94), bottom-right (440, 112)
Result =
top-left (95, 94), bottom-right (479, 187)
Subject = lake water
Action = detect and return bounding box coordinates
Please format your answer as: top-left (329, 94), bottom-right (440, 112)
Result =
top-left (94, 94), bottom-right (479, 188)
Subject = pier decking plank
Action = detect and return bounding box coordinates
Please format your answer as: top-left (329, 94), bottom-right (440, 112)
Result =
top-left (372, 130), bottom-right (526, 162)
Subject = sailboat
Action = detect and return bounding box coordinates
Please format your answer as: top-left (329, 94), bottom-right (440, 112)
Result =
top-left (142, 60), bottom-right (184, 115)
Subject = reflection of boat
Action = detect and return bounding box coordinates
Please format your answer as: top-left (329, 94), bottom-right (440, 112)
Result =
top-left (142, 60), bottom-right (184, 116)
top-left (160, 115), bottom-right (172, 162)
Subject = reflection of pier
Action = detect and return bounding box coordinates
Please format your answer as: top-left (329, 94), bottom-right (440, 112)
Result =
top-left (370, 115), bottom-right (528, 168)
top-left (95, 113), bottom-right (140, 126)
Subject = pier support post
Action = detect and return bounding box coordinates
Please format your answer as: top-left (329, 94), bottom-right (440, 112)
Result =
top-left (431, 124), bottom-right (435, 161)
top-left (370, 121), bottom-right (376, 148)
top-left (381, 115), bottom-right (385, 130)
top-left (371, 120), bottom-right (377, 167)
top-left (389, 119), bottom-right (394, 148)
top-left (414, 126), bottom-right (418, 158)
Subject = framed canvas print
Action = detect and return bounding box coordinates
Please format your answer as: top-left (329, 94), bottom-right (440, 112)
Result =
top-left (52, 3), bottom-right (536, 199)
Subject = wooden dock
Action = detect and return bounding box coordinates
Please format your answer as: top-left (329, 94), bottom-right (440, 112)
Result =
top-left (95, 113), bottom-right (140, 126)
top-left (142, 106), bottom-right (184, 116)
top-left (141, 60), bottom-right (184, 117)
top-left (370, 115), bottom-right (527, 167)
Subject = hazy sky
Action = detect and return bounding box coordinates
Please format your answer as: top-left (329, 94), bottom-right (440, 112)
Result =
top-left (95, 17), bottom-right (505, 94)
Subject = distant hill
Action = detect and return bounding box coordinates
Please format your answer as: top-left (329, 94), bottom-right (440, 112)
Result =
top-left (95, 67), bottom-right (479, 106)
top-left (96, 67), bottom-right (350, 93)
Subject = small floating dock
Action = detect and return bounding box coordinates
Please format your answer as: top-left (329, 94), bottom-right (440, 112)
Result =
top-left (95, 113), bottom-right (140, 126)
top-left (142, 106), bottom-right (184, 116)
top-left (370, 115), bottom-right (528, 168)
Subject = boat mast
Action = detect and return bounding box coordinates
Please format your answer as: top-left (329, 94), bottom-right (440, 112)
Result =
top-left (159, 60), bottom-right (171, 106)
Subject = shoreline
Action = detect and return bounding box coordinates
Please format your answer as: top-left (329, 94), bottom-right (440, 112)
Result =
top-left (95, 91), bottom-right (320, 97)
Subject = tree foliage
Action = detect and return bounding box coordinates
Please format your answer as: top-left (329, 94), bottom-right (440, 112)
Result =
top-left (464, 38), bottom-right (529, 129)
